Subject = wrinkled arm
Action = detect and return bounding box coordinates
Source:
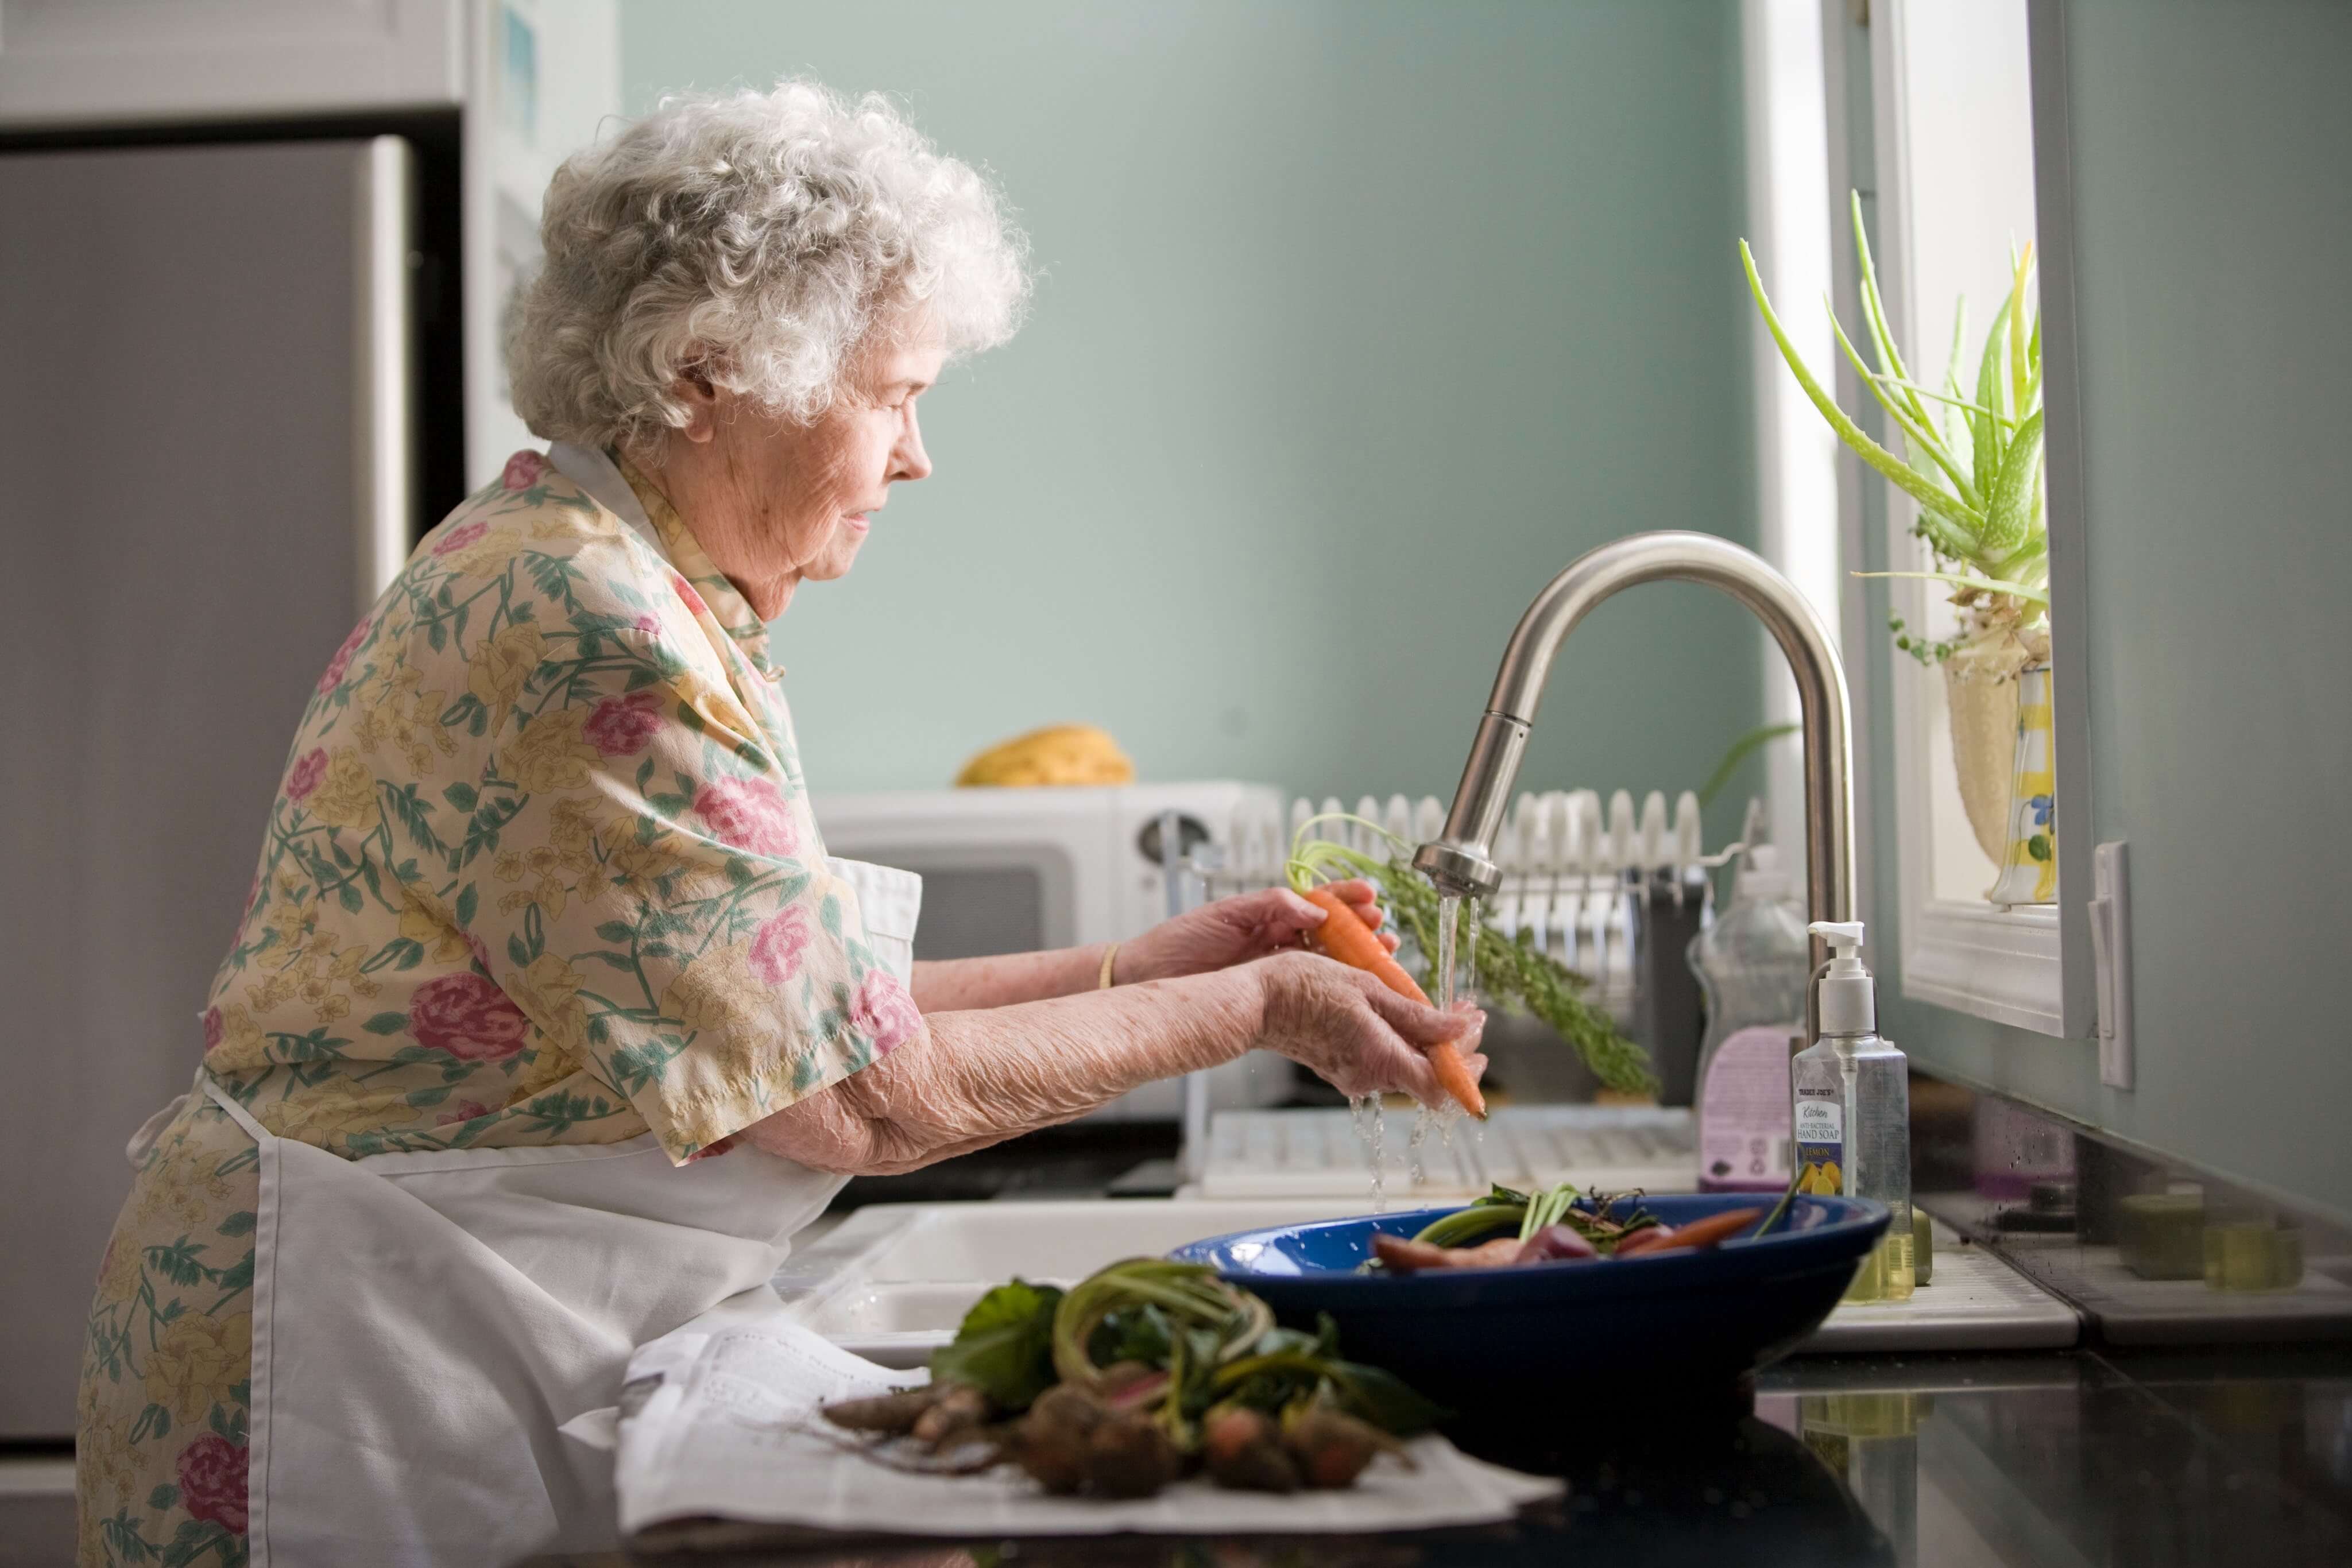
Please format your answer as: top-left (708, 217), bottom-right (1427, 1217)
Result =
top-left (908, 947), bottom-right (1108, 1011)
top-left (744, 967), bottom-right (1258, 1174)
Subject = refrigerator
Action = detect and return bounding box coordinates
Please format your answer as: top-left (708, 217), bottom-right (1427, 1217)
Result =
top-left (0, 137), bottom-right (438, 1439)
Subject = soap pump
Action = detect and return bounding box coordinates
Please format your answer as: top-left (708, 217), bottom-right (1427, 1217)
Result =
top-left (1790, 920), bottom-right (1915, 1302)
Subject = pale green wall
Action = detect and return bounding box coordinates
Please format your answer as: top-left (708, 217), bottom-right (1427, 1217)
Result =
top-left (1864, 1), bottom-right (2352, 1219)
top-left (620, 1), bottom-right (1762, 819)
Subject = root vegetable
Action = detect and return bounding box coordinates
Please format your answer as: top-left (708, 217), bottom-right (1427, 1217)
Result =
top-left (819, 1387), bottom-right (939, 1435)
top-left (1006, 1384), bottom-right (1109, 1494)
top-left (1283, 1404), bottom-right (1407, 1489)
top-left (1006, 1426), bottom-right (1090, 1495)
top-left (1086, 1411), bottom-right (1183, 1499)
top-left (1298, 885), bottom-right (1486, 1119)
top-left (1612, 1225), bottom-right (1674, 1256)
top-left (1519, 1224), bottom-right (1600, 1263)
top-left (911, 1382), bottom-right (992, 1449)
top-left (1619, 1207), bottom-right (1765, 1256)
top-left (1371, 1232), bottom-right (1525, 1273)
top-left (1202, 1407), bottom-right (1301, 1493)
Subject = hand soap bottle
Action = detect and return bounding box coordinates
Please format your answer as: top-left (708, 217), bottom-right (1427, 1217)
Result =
top-left (1790, 921), bottom-right (1914, 1302)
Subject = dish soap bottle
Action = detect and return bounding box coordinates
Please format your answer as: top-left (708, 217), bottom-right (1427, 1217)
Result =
top-left (1790, 920), bottom-right (1914, 1302)
top-left (1688, 844), bottom-right (1808, 1192)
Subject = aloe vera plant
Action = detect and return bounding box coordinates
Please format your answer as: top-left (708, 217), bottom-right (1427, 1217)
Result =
top-left (1742, 193), bottom-right (2048, 674)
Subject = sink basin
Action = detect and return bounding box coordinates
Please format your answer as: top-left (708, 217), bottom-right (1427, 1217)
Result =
top-left (775, 1198), bottom-right (1370, 1366)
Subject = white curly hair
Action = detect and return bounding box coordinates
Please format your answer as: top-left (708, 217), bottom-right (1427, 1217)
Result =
top-left (506, 80), bottom-right (1030, 453)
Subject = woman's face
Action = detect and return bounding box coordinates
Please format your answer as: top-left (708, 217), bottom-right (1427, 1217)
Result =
top-left (659, 320), bottom-right (946, 619)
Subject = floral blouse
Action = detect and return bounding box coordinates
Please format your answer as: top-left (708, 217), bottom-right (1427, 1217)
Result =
top-left (201, 448), bottom-right (919, 1162)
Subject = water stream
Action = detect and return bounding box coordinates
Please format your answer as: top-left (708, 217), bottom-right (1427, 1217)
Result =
top-left (1349, 1092), bottom-right (1387, 1213)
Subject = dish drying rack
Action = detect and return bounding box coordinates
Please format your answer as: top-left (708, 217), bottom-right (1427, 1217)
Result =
top-left (1158, 787), bottom-right (1751, 1186)
top-left (1180, 788), bottom-right (1726, 1027)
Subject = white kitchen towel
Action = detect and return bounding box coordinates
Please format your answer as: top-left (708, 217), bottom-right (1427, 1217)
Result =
top-left (613, 1296), bottom-right (1560, 1541)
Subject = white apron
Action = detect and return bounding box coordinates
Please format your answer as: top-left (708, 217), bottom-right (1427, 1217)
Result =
top-left (170, 855), bottom-right (919, 1566)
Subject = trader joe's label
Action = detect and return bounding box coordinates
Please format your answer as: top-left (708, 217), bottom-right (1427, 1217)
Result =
top-left (1794, 1090), bottom-right (1845, 1195)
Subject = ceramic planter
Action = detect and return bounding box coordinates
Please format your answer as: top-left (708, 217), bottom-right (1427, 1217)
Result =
top-left (1985, 663), bottom-right (2057, 905)
top-left (1944, 667), bottom-right (2019, 865)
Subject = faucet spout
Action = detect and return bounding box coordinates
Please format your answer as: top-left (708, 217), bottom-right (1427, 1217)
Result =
top-left (1412, 531), bottom-right (1855, 951)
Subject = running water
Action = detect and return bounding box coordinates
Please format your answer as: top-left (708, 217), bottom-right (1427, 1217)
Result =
top-left (1414, 893), bottom-right (1468, 1191)
top-left (1348, 1093), bottom-right (1388, 1213)
top-left (1435, 894), bottom-right (1461, 1013)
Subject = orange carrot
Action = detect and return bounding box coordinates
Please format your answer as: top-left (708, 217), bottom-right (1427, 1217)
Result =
top-left (1615, 1207), bottom-right (1763, 1257)
top-left (1301, 886), bottom-right (1487, 1119)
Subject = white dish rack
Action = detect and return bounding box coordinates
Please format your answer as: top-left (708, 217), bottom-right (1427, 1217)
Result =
top-left (1193, 787), bottom-right (1722, 1024)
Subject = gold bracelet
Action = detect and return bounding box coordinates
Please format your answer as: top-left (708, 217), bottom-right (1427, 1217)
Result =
top-left (1097, 942), bottom-right (1121, 990)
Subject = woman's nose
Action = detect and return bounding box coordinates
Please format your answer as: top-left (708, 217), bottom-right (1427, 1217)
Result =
top-left (892, 409), bottom-right (933, 482)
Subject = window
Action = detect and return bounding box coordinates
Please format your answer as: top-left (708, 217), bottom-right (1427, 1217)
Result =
top-left (1860, 0), bottom-right (2092, 1035)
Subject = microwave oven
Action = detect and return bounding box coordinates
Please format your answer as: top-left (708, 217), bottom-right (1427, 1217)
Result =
top-left (811, 781), bottom-right (1293, 1121)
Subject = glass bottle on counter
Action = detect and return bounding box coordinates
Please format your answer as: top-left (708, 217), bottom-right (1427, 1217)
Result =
top-left (1790, 920), bottom-right (1914, 1302)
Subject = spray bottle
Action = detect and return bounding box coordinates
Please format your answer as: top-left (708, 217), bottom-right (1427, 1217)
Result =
top-left (1790, 920), bottom-right (1914, 1302)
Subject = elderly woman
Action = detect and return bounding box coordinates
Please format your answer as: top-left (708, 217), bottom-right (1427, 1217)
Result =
top-left (77, 83), bottom-right (1481, 1564)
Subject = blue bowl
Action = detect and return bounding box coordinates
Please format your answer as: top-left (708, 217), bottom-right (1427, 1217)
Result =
top-left (1171, 1194), bottom-right (1888, 1411)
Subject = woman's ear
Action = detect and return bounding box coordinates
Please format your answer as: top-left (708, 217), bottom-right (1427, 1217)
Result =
top-left (672, 360), bottom-right (721, 444)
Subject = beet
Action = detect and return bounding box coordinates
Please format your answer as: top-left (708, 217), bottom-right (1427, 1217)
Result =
top-left (1086, 1411), bottom-right (1183, 1499)
top-left (1518, 1224), bottom-right (1600, 1264)
top-left (1283, 1405), bottom-right (1403, 1489)
top-left (1202, 1406), bottom-right (1301, 1493)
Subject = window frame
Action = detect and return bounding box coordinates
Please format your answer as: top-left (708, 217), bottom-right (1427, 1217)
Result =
top-left (1863, 0), bottom-right (2096, 1037)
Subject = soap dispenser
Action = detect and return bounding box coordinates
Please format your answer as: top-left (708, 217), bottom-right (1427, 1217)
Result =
top-left (1790, 920), bottom-right (1914, 1302)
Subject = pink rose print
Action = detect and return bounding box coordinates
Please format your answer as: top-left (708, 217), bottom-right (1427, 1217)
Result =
top-left (685, 1133), bottom-right (741, 1163)
top-left (748, 906), bottom-right (813, 984)
top-left (583, 690), bottom-right (664, 757)
top-left (669, 571), bottom-right (709, 617)
top-left (431, 517), bottom-right (489, 556)
top-left (849, 970), bottom-right (922, 1057)
top-left (284, 748), bottom-right (327, 803)
top-left (407, 973), bottom-right (531, 1062)
top-left (436, 1099), bottom-right (497, 1127)
top-left (202, 1007), bottom-right (223, 1052)
top-left (177, 1431), bottom-right (249, 1535)
top-left (635, 614), bottom-right (661, 636)
top-left (242, 870), bottom-right (261, 916)
top-left (316, 614), bottom-right (373, 693)
top-left (501, 450), bottom-right (550, 490)
top-left (466, 931), bottom-right (492, 973)
top-left (693, 776), bottom-right (797, 858)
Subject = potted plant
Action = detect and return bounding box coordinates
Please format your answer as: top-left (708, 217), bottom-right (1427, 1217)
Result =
top-left (1742, 195), bottom-right (2053, 899)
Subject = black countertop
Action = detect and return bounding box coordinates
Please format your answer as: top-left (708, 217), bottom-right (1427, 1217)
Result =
top-left (530, 1345), bottom-right (2352, 1567)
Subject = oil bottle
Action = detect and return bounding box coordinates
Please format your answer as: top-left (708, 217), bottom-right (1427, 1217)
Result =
top-left (1790, 920), bottom-right (1914, 1302)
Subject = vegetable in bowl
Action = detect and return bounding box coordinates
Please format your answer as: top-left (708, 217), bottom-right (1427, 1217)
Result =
top-left (1364, 1175), bottom-right (1797, 1274)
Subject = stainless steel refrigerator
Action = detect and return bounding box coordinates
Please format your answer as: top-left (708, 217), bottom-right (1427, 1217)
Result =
top-left (0, 137), bottom-right (427, 1439)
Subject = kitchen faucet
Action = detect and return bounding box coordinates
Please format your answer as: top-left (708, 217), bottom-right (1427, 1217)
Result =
top-left (1413, 531), bottom-right (1855, 970)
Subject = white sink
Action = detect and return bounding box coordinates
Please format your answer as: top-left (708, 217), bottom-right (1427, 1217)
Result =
top-left (773, 1198), bottom-right (1372, 1367)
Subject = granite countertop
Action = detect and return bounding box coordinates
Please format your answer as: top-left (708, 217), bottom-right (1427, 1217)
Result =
top-left (523, 1344), bottom-right (2352, 1567)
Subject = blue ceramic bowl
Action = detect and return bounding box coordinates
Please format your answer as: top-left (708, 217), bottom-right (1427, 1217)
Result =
top-left (1171, 1194), bottom-right (1888, 1409)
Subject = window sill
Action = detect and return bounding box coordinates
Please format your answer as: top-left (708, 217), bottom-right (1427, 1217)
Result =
top-left (1901, 897), bottom-right (2067, 1035)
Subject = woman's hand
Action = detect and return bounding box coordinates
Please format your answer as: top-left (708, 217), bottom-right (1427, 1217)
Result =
top-left (1118, 881), bottom-right (1396, 984)
top-left (1249, 950), bottom-right (1487, 1108)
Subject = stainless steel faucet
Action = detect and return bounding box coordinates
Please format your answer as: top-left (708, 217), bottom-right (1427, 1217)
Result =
top-left (1413, 531), bottom-right (1855, 961)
